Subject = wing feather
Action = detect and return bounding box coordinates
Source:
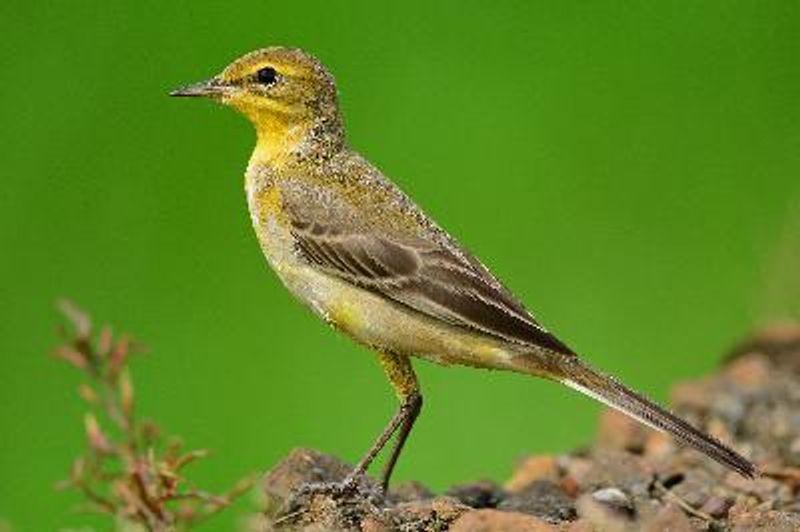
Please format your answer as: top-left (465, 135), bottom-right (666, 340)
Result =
top-left (288, 214), bottom-right (573, 355)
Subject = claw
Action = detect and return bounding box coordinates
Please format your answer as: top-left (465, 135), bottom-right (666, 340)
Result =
top-left (340, 472), bottom-right (361, 491)
top-left (295, 471), bottom-right (386, 507)
top-left (297, 477), bottom-right (362, 498)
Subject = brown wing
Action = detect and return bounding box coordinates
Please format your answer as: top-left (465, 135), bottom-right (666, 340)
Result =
top-left (289, 216), bottom-right (573, 355)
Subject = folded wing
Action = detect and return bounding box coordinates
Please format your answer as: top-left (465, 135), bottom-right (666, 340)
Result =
top-left (289, 215), bottom-right (573, 355)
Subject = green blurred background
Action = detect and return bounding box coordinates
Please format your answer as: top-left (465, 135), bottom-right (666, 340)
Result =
top-left (1, 1), bottom-right (798, 529)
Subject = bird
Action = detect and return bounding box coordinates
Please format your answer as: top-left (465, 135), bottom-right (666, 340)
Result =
top-left (171, 46), bottom-right (756, 491)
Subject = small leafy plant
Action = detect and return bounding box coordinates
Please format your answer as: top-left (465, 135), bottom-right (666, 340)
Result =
top-left (53, 301), bottom-right (254, 531)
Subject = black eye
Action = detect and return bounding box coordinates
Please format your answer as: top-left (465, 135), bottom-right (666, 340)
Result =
top-left (256, 66), bottom-right (278, 86)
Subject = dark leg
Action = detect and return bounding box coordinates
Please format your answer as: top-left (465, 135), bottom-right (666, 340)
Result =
top-left (379, 392), bottom-right (422, 491)
top-left (342, 352), bottom-right (421, 491)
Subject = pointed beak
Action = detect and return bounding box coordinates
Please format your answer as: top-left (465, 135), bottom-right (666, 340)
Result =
top-left (169, 77), bottom-right (230, 98)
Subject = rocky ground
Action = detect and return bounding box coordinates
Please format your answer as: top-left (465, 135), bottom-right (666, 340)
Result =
top-left (249, 324), bottom-right (800, 531)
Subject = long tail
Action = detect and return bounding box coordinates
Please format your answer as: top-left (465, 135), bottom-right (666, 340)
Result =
top-left (554, 357), bottom-right (756, 478)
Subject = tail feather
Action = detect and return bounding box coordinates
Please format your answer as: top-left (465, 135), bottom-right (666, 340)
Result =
top-left (559, 359), bottom-right (756, 478)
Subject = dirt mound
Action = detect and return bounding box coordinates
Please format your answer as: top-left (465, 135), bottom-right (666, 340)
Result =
top-left (253, 325), bottom-right (800, 531)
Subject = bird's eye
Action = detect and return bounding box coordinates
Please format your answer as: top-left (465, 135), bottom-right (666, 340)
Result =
top-left (256, 66), bottom-right (278, 86)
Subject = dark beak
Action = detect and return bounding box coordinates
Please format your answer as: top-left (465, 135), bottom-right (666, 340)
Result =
top-left (169, 77), bottom-right (229, 98)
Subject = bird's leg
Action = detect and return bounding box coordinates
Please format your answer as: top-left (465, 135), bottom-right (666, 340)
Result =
top-left (378, 388), bottom-right (421, 492)
top-left (342, 352), bottom-right (422, 492)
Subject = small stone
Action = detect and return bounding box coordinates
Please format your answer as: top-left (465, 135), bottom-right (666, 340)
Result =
top-left (700, 495), bottom-right (734, 519)
top-left (724, 472), bottom-right (779, 499)
top-left (671, 380), bottom-right (715, 411)
top-left (566, 449), bottom-right (652, 494)
top-left (388, 480), bottom-right (433, 503)
top-left (711, 392), bottom-right (746, 427)
top-left (731, 510), bottom-right (800, 531)
top-left (728, 499), bottom-right (759, 520)
top-left (560, 476), bottom-right (581, 498)
top-left (726, 323), bottom-right (800, 365)
top-left (640, 503), bottom-right (693, 532)
top-left (430, 496), bottom-right (471, 521)
top-left (392, 496), bottom-right (469, 529)
top-left (644, 431), bottom-right (675, 460)
top-left (450, 509), bottom-right (557, 532)
top-left (591, 487), bottom-right (634, 517)
top-left (561, 456), bottom-right (594, 486)
top-left (575, 495), bottom-right (630, 532)
top-left (789, 437), bottom-right (800, 462)
top-left (725, 355), bottom-right (772, 390)
top-left (505, 455), bottom-right (560, 491)
top-left (446, 480), bottom-right (504, 509)
top-left (565, 518), bottom-right (596, 532)
top-left (597, 409), bottom-right (649, 453)
top-left (706, 417), bottom-right (734, 443)
top-left (677, 486), bottom-right (707, 509)
top-left (361, 515), bottom-right (392, 532)
top-left (498, 480), bottom-right (576, 523)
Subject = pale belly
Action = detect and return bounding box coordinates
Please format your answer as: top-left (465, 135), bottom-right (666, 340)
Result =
top-left (246, 182), bottom-right (521, 371)
top-left (255, 224), bottom-right (516, 369)
top-left (275, 255), bottom-right (520, 371)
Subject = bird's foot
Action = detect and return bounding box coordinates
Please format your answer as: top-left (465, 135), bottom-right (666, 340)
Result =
top-left (296, 471), bottom-right (383, 503)
top-left (296, 480), bottom-right (354, 497)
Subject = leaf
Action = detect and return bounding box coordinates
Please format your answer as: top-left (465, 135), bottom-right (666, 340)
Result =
top-left (53, 346), bottom-right (88, 371)
top-left (57, 299), bottom-right (91, 340)
top-left (84, 413), bottom-right (112, 454)
top-left (98, 325), bottom-right (113, 358)
top-left (119, 370), bottom-right (135, 419)
top-left (109, 336), bottom-right (130, 378)
top-left (78, 383), bottom-right (98, 404)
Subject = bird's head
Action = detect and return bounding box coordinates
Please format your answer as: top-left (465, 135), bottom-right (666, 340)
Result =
top-left (171, 47), bottom-right (343, 160)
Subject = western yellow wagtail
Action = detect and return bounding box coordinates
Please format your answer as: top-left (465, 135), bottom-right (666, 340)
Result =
top-left (171, 47), bottom-right (755, 490)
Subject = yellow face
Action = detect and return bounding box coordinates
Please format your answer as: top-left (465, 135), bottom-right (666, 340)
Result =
top-left (171, 47), bottom-right (338, 130)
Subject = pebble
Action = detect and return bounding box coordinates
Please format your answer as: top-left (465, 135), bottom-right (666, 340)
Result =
top-left (591, 487), bottom-right (635, 517)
